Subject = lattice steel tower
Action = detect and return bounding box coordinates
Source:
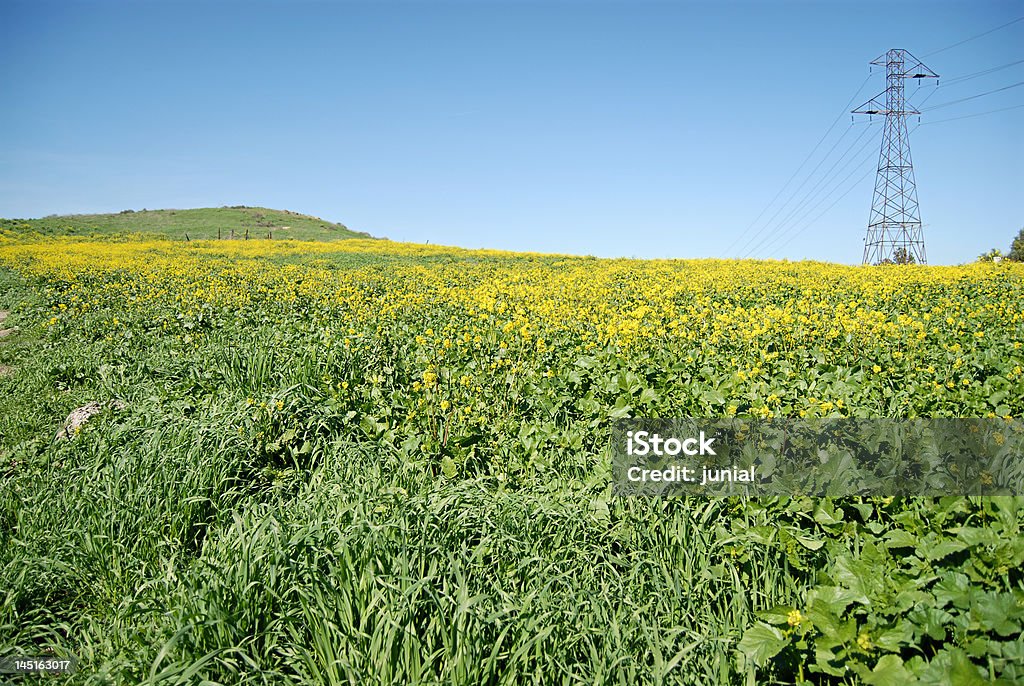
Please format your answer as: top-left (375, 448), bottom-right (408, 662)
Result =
top-left (853, 49), bottom-right (938, 264)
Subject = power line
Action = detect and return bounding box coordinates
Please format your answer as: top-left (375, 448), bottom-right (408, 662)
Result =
top-left (733, 123), bottom-right (860, 257)
top-left (741, 123), bottom-right (877, 258)
top-left (764, 125), bottom-right (914, 260)
top-left (913, 83), bottom-right (942, 109)
top-left (722, 73), bottom-right (873, 257)
top-left (920, 102), bottom-right (1024, 125)
top-left (907, 60), bottom-right (1024, 111)
top-left (766, 164), bottom-right (877, 260)
top-left (924, 80), bottom-right (1024, 111)
top-left (921, 15), bottom-right (1024, 58)
top-left (754, 132), bottom-right (881, 258)
top-left (762, 126), bottom-right (881, 254)
top-left (732, 15), bottom-right (1021, 262)
top-left (941, 58), bottom-right (1024, 85)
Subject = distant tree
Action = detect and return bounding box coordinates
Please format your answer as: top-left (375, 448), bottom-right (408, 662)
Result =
top-left (977, 248), bottom-right (1003, 263)
top-left (878, 247), bottom-right (917, 265)
top-left (1009, 227), bottom-right (1024, 262)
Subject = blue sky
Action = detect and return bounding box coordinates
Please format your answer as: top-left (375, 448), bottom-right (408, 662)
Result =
top-left (1, 0), bottom-right (1021, 264)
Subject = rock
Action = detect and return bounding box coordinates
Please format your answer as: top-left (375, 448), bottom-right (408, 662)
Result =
top-left (55, 400), bottom-right (125, 441)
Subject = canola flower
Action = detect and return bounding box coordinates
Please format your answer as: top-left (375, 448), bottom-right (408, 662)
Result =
top-left (1, 236), bottom-right (1022, 459)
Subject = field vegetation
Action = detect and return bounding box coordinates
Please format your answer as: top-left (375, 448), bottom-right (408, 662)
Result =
top-left (0, 233), bottom-right (1022, 684)
top-left (0, 207), bottom-right (369, 243)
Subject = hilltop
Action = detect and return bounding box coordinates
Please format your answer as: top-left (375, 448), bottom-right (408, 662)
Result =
top-left (0, 206), bottom-right (373, 241)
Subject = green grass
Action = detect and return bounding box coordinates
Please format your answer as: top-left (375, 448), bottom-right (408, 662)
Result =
top-left (0, 206), bottom-right (372, 242)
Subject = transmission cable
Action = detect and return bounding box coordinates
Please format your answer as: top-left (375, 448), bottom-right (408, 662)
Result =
top-left (751, 132), bottom-right (881, 258)
top-left (754, 127), bottom-right (881, 257)
top-left (919, 102), bottom-right (1024, 125)
top-left (941, 58), bottom-right (1024, 85)
top-left (740, 123), bottom-right (876, 257)
top-left (765, 123), bottom-right (922, 260)
top-left (766, 157), bottom-right (881, 260)
top-left (921, 16), bottom-right (1024, 58)
top-left (721, 73), bottom-right (873, 257)
top-left (732, 122), bottom-right (864, 257)
top-left (923, 80), bottom-right (1024, 111)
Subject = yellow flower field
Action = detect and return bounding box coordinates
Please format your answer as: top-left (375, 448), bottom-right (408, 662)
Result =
top-left (3, 237), bottom-right (1021, 427)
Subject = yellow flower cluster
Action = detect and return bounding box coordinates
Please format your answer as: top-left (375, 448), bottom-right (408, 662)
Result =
top-left (2, 236), bottom-right (1022, 421)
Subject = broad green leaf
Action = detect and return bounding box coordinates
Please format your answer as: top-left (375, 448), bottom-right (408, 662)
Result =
top-left (861, 655), bottom-right (916, 686)
top-left (873, 621), bottom-right (914, 652)
top-left (807, 584), bottom-right (867, 615)
top-left (737, 623), bottom-right (788, 667)
top-left (932, 573), bottom-right (973, 609)
top-left (923, 539), bottom-right (967, 561)
top-left (756, 605), bottom-right (798, 625)
top-left (884, 529), bottom-right (918, 549)
top-left (440, 456), bottom-right (457, 479)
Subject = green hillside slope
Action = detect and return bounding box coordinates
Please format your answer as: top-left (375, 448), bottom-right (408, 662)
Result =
top-left (0, 206), bottom-right (372, 241)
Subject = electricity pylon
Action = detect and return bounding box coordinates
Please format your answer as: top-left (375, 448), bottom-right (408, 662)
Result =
top-left (853, 49), bottom-right (938, 265)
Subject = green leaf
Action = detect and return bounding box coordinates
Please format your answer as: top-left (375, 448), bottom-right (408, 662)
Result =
top-left (795, 534), bottom-right (825, 551)
top-left (943, 648), bottom-right (988, 686)
top-left (607, 403), bottom-right (632, 419)
top-left (932, 573), bottom-right (973, 609)
top-left (948, 526), bottom-right (999, 548)
top-left (737, 622), bottom-right (788, 667)
top-left (884, 529), bottom-right (918, 549)
top-left (976, 592), bottom-right (1024, 637)
top-left (831, 556), bottom-right (872, 601)
top-left (702, 389), bottom-right (726, 406)
top-left (807, 584), bottom-right (867, 615)
top-left (440, 456), bottom-right (457, 479)
top-left (810, 647), bottom-right (847, 677)
top-left (861, 655), bottom-right (916, 686)
top-left (908, 607), bottom-right (952, 641)
top-left (813, 500), bottom-right (844, 527)
top-left (923, 539), bottom-right (967, 561)
top-left (873, 621), bottom-right (914, 652)
top-left (757, 605), bottom-right (798, 625)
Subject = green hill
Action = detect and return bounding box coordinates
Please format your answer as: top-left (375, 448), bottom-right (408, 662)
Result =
top-left (0, 206), bottom-right (373, 241)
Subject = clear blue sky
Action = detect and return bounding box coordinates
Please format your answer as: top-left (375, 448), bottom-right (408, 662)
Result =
top-left (1, 0), bottom-right (1021, 264)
